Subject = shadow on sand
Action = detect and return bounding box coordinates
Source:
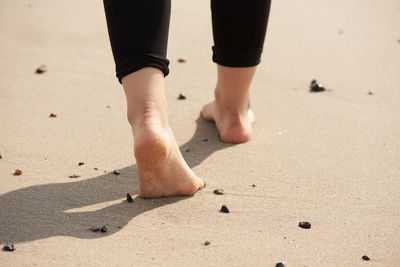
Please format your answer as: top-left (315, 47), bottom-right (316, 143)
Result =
top-left (0, 116), bottom-right (233, 243)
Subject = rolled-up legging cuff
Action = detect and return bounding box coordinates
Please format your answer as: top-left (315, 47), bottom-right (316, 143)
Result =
top-left (212, 46), bottom-right (263, 67)
top-left (116, 54), bottom-right (170, 83)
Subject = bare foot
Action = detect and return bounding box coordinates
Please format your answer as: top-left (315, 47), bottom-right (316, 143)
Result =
top-left (132, 120), bottom-right (204, 198)
top-left (201, 65), bottom-right (257, 143)
top-left (122, 68), bottom-right (204, 198)
top-left (201, 98), bottom-right (255, 143)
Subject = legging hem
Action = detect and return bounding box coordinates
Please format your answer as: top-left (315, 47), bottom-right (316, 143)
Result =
top-left (212, 46), bottom-right (263, 67)
top-left (116, 55), bottom-right (170, 83)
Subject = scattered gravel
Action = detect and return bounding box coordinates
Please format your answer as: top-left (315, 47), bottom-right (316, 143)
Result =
top-left (298, 221), bottom-right (311, 229)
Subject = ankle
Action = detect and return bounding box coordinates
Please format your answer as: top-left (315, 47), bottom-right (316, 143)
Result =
top-left (214, 87), bottom-right (251, 114)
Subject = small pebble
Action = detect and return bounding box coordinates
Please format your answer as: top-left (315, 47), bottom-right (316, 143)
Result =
top-left (106, 105), bottom-right (111, 108)
top-left (69, 174), bottom-right (80, 178)
top-left (126, 193), bottom-right (133, 202)
top-left (298, 221), bottom-right (311, 229)
top-left (35, 64), bottom-right (47, 74)
top-left (310, 79), bottom-right (325, 92)
top-left (368, 91), bottom-right (373, 95)
top-left (49, 113), bottom-right (57, 118)
top-left (178, 93), bottom-right (186, 100)
top-left (113, 170), bottom-right (120, 175)
top-left (204, 241), bottom-right (211, 246)
top-left (78, 162), bottom-right (84, 166)
top-left (0, 154), bottom-right (2, 159)
top-left (14, 169), bottom-right (22, 176)
top-left (185, 148), bottom-right (190, 152)
top-left (3, 243), bottom-right (16, 252)
top-left (213, 189), bottom-right (224, 195)
top-left (220, 205), bottom-right (230, 213)
top-left (94, 168), bottom-right (98, 170)
top-left (362, 255), bottom-right (370, 261)
top-left (100, 226), bottom-right (107, 233)
top-left (177, 58), bottom-right (186, 63)
top-left (89, 227), bottom-right (100, 232)
top-left (202, 138), bottom-right (208, 142)
top-left (252, 184), bottom-right (256, 187)
top-left (276, 263), bottom-right (287, 267)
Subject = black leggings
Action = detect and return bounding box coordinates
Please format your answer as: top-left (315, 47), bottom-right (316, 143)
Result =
top-left (103, 0), bottom-right (271, 82)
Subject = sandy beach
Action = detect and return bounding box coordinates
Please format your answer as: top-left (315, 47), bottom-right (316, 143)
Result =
top-left (1, 0), bottom-right (400, 266)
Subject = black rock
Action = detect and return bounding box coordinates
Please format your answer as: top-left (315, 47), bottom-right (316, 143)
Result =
top-left (276, 263), bottom-right (287, 267)
top-left (298, 221), bottom-right (311, 229)
top-left (69, 174), bottom-right (80, 178)
top-left (252, 184), bottom-right (256, 187)
top-left (100, 226), bottom-right (107, 233)
top-left (78, 162), bottom-right (84, 166)
top-left (0, 154), bottom-right (2, 159)
top-left (3, 243), bottom-right (16, 252)
top-left (35, 64), bottom-right (47, 74)
top-left (362, 255), bottom-right (370, 261)
top-left (202, 138), bottom-right (208, 142)
top-left (89, 227), bottom-right (100, 232)
top-left (220, 205), bottom-right (230, 213)
top-left (310, 79), bottom-right (325, 92)
top-left (126, 193), bottom-right (133, 202)
top-left (178, 93), bottom-right (186, 100)
top-left (204, 241), bottom-right (211, 246)
top-left (177, 58), bottom-right (186, 63)
top-left (213, 189), bottom-right (224, 195)
top-left (94, 168), bottom-right (98, 170)
top-left (113, 170), bottom-right (120, 175)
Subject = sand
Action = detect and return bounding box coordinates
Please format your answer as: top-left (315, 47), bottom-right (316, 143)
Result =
top-left (1, 0), bottom-right (400, 266)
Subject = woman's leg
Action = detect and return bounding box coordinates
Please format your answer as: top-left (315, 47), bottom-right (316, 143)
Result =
top-left (104, 1), bottom-right (204, 198)
top-left (202, 0), bottom-right (272, 143)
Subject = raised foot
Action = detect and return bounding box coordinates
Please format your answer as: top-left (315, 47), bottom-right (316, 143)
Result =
top-left (133, 125), bottom-right (204, 198)
top-left (201, 101), bottom-right (255, 144)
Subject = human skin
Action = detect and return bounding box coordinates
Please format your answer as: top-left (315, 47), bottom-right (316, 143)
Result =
top-left (122, 65), bottom-right (256, 198)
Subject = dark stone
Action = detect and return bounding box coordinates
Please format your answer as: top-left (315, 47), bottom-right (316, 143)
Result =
top-left (100, 226), bottom-right (107, 233)
top-left (204, 241), bottom-right (211, 246)
top-left (49, 113), bottom-right (57, 118)
top-left (14, 169), bottom-right (22, 176)
top-left (177, 58), bottom-right (186, 63)
top-left (113, 170), bottom-right (120, 175)
top-left (213, 189), bottom-right (224, 195)
top-left (298, 221), bottom-right (311, 229)
top-left (276, 263), bottom-right (287, 267)
top-left (185, 148), bottom-right (190, 152)
top-left (126, 193), bottom-right (133, 202)
top-left (368, 91), bottom-right (373, 95)
top-left (89, 227), bottom-right (100, 232)
top-left (252, 184), bottom-right (256, 187)
top-left (78, 162), bottom-right (84, 166)
top-left (310, 79), bottom-right (325, 92)
top-left (0, 154), bottom-right (2, 159)
top-left (94, 168), bottom-right (98, 170)
top-left (362, 255), bottom-right (370, 261)
top-left (69, 174), bottom-right (80, 178)
top-left (202, 138), bottom-right (208, 142)
top-left (35, 64), bottom-right (47, 74)
top-left (220, 205), bottom-right (230, 213)
top-left (178, 93), bottom-right (186, 100)
top-left (3, 243), bottom-right (16, 252)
